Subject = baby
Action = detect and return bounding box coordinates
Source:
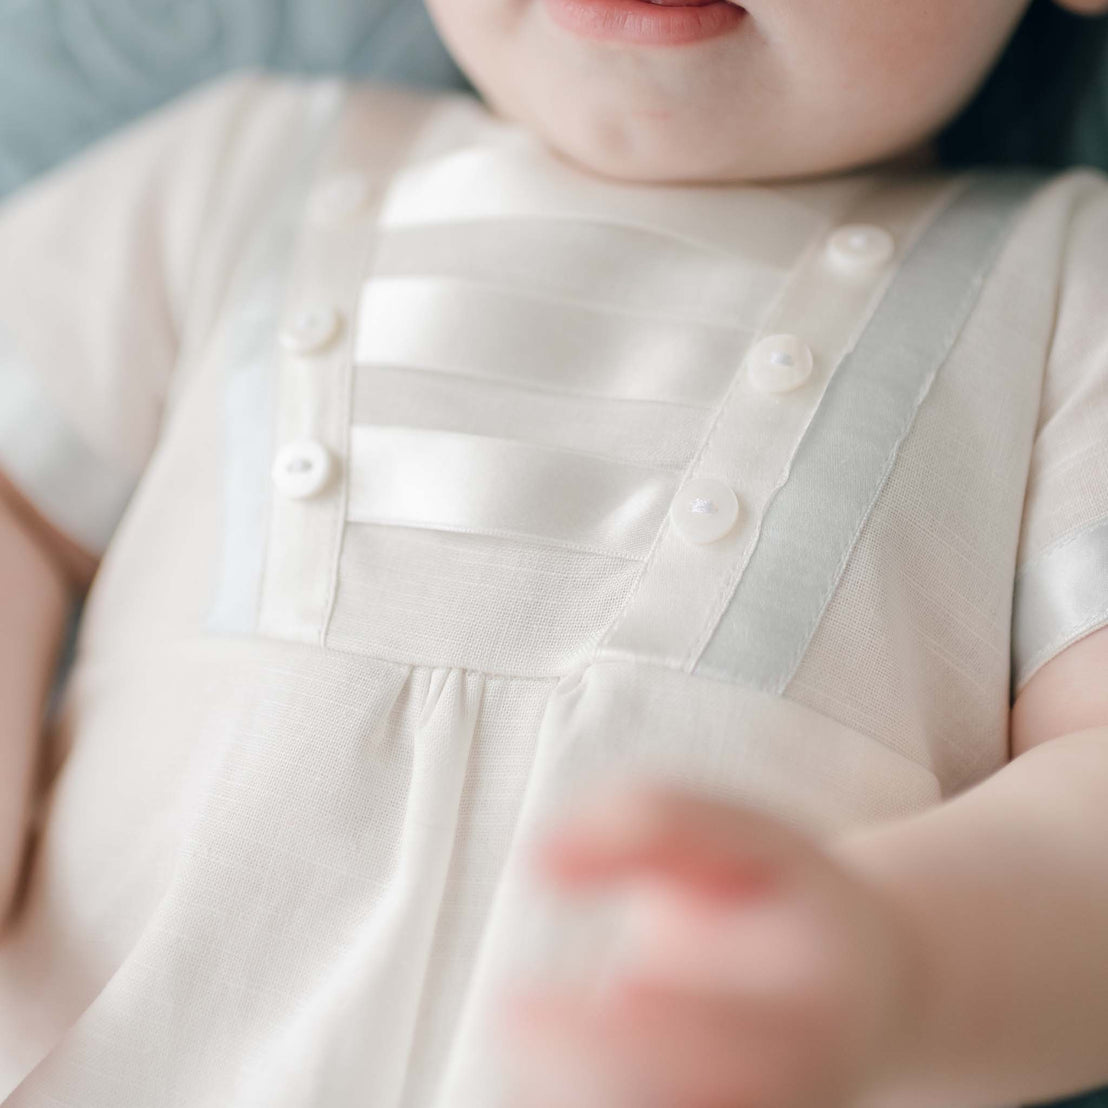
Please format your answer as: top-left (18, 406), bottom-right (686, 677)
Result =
top-left (2, 1), bottom-right (1108, 1106)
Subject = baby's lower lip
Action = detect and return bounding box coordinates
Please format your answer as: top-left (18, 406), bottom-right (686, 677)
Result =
top-left (543, 0), bottom-right (747, 47)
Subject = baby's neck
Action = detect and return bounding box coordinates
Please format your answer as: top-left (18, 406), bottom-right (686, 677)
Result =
top-left (875, 139), bottom-right (939, 175)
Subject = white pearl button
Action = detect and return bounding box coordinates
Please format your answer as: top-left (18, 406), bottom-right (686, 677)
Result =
top-left (279, 306), bottom-right (341, 356)
top-left (309, 172), bottom-right (370, 224)
top-left (747, 334), bottom-right (814, 394)
top-left (670, 478), bottom-right (741, 545)
top-left (272, 440), bottom-right (334, 500)
top-left (826, 224), bottom-right (895, 276)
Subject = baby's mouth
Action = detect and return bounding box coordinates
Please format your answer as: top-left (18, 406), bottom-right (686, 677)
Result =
top-left (544, 0), bottom-right (748, 44)
top-left (640, 0), bottom-right (746, 6)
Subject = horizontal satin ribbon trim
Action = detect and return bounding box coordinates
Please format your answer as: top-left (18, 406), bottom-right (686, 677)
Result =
top-left (380, 140), bottom-right (826, 264)
top-left (346, 426), bottom-right (679, 559)
top-left (371, 220), bottom-right (783, 331)
top-left (0, 334), bottom-right (135, 554)
top-left (1013, 516), bottom-right (1108, 693)
top-left (355, 276), bottom-right (747, 406)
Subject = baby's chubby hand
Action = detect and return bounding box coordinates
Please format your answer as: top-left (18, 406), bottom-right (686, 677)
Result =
top-left (499, 787), bottom-right (928, 1108)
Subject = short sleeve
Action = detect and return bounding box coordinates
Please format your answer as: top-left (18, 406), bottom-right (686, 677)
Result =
top-left (0, 71), bottom-right (318, 555)
top-left (1013, 171), bottom-right (1108, 695)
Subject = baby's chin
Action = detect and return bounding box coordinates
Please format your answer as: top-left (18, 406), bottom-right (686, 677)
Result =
top-left (508, 101), bottom-right (941, 187)
top-left (497, 101), bottom-right (767, 185)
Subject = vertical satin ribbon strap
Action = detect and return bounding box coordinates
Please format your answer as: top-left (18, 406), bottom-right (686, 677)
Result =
top-left (696, 171), bottom-right (1047, 693)
top-left (1013, 517), bottom-right (1108, 694)
top-left (346, 426), bottom-right (679, 560)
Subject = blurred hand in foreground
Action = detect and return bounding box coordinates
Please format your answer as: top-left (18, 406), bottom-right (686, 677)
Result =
top-left (499, 786), bottom-right (927, 1108)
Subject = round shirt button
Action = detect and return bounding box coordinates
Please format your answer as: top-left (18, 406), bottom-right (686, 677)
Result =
top-left (279, 306), bottom-right (342, 356)
top-left (670, 478), bottom-right (741, 545)
top-left (272, 440), bottom-right (334, 500)
top-left (309, 172), bottom-right (370, 224)
top-left (826, 224), bottom-right (895, 276)
top-left (747, 334), bottom-right (814, 394)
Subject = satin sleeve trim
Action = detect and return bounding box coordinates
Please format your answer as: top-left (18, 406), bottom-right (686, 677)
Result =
top-left (1013, 516), bottom-right (1108, 694)
top-left (0, 335), bottom-right (135, 554)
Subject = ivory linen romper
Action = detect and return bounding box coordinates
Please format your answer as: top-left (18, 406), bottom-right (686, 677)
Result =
top-left (0, 73), bottom-right (1107, 1108)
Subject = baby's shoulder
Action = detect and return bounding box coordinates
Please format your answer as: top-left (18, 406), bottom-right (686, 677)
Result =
top-left (1038, 162), bottom-right (1108, 198)
top-left (168, 70), bottom-right (467, 187)
top-left (1, 68), bottom-right (469, 220)
top-left (1053, 164), bottom-right (1108, 255)
top-left (190, 71), bottom-right (490, 215)
top-left (1018, 163), bottom-right (1108, 250)
top-left (1021, 165), bottom-right (1108, 333)
top-left (951, 164), bottom-right (1108, 343)
top-left (155, 68), bottom-right (463, 145)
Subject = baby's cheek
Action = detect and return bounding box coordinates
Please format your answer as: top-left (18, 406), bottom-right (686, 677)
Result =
top-left (774, 0), bottom-right (1023, 128)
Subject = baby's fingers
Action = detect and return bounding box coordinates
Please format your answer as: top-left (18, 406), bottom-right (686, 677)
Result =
top-left (501, 979), bottom-right (849, 1108)
top-left (534, 785), bottom-right (823, 901)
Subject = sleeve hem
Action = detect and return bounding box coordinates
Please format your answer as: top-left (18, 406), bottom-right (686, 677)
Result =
top-left (1012, 515), bottom-right (1108, 695)
top-left (0, 347), bottom-right (136, 556)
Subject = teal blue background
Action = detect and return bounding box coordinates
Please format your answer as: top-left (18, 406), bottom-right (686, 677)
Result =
top-left (0, 0), bottom-right (466, 198)
top-left (1, 6), bottom-right (1107, 1106)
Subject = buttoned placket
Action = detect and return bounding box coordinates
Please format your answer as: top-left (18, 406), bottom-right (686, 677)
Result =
top-left (602, 178), bottom-right (964, 674)
top-left (259, 91), bottom-right (441, 645)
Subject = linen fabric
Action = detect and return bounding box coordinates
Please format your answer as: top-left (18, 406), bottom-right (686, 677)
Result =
top-left (0, 73), bottom-right (1106, 1107)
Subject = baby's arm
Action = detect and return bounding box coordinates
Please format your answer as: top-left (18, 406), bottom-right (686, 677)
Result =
top-left (833, 628), bottom-right (1108, 1108)
top-left (0, 472), bottom-right (93, 924)
top-left (504, 632), bottom-right (1108, 1108)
